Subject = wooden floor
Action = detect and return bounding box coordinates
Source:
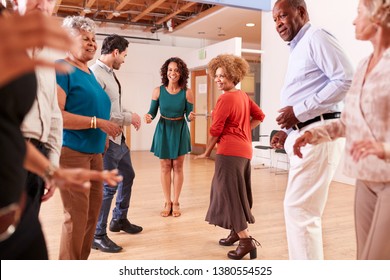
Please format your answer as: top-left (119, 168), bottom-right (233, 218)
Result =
top-left (39, 151), bottom-right (356, 260)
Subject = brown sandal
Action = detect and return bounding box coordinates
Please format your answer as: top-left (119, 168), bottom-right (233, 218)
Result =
top-left (160, 202), bottom-right (172, 217)
top-left (172, 202), bottom-right (181, 217)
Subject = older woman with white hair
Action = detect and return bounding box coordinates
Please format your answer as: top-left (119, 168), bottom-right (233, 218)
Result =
top-left (56, 16), bottom-right (122, 260)
top-left (294, 0), bottom-right (390, 260)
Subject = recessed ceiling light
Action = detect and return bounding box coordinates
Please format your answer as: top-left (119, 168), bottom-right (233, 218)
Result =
top-left (246, 23), bottom-right (255, 27)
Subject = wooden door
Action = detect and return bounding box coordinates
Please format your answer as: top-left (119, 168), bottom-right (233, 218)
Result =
top-left (190, 69), bottom-right (222, 156)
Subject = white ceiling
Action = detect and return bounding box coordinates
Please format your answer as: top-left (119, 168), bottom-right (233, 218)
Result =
top-left (171, 6), bottom-right (262, 49)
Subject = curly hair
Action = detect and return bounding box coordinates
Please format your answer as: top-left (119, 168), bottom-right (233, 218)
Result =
top-left (160, 57), bottom-right (189, 90)
top-left (363, 0), bottom-right (390, 28)
top-left (207, 54), bottom-right (249, 86)
top-left (62, 16), bottom-right (96, 36)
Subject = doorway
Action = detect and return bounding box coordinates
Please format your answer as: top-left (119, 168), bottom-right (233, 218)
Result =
top-left (190, 69), bottom-right (222, 157)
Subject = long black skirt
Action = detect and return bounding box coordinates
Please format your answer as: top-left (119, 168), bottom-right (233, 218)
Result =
top-left (205, 154), bottom-right (255, 232)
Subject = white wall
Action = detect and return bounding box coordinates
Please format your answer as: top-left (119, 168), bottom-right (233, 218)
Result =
top-left (183, 37), bottom-right (242, 70)
top-left (261, 0), bottom-right (371, 184)
top-left (105, 43), bottom-right (193, 151)
top-left (52, 35), bottom-right (196, 151)
top-left (52, 23), bottom-right (246, 152)
top-left (115, 38), bottom-right (243, 151)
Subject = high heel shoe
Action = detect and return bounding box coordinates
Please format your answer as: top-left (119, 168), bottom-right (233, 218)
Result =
top-left (219, 229), bottom-right (239, 246)
top-left (172, 202), bottom-right (181, 217)
top-left (227, 236), bottom-right (261, 260)
top-left (160, 202), bottom-right (172, 217)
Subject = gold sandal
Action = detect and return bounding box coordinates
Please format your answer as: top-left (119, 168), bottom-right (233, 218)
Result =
top-left (160, 202), bottom-right (172, 217)
top-left (172, 202), bottom-right (181, 217)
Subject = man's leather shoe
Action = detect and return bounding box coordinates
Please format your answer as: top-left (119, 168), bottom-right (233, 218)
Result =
top-left (109, 218), bottom-right (143, 234)
top-left (92, 235), bottom-right (122, 253)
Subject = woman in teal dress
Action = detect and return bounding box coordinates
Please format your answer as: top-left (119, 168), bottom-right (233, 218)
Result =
top-left (145, 57), bottom-right (195, 217)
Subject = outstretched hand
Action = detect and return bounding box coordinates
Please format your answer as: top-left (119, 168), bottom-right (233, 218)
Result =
top-left (131, 113), bottom-right (141, 130)
top-left (293, 131), bottom-right (313, 158)
top-left (0, 11), bottom-right (73, 87)
top-left (51, 168), bottom-right (123, 192)
top-left (144, 114), bottom-right (153, 124)
top-left (193, 153), bottom-right (209, 160)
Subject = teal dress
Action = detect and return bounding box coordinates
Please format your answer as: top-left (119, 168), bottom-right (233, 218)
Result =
top-left (148, 86), bottom-right (193, 159)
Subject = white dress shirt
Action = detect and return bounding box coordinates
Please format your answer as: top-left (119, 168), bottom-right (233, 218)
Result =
top-left (90, 59), bottom-right (133, 145)
top-left (281, 23), bottom-right (354, 127)
top-left (21, 48), bottom-right (62, 167)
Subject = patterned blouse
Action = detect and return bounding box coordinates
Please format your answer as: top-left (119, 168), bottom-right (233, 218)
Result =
top-left (308, 48), bottom-right (390, 182)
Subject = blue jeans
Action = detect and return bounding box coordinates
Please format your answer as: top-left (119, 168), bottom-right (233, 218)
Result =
top-left (95, 139), bottom-right (135, 236)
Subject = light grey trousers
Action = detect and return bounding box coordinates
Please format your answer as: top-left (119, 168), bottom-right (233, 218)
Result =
top-left (355, 179), bottom-right (390, 260)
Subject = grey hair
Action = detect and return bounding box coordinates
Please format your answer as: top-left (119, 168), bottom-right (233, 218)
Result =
top-left (363, 0), bottom-right (390, 28)
top-left (62, 16), bottom-right (96, 36)
top-left (275, 0), bottom-right (307, 10)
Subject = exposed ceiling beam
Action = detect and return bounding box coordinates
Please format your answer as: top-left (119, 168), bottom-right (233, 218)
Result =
top-left (53, 0), bottom-right (63, 14)
top-left (80, 0), bottom-right (96, 16)
top-left (131, 0), bottom-right (167, 23)
top-left (144, 1), bottom-right (197, 32)
top-left (106, 0), bottom-right (135, 20)
top-left (156, 1), bottom-right (196, 25)
top-left (171, 5), bottom-right (223, 32)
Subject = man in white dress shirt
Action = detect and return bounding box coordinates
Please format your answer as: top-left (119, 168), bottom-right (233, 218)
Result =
top-left (15, 0), bottom-right (63, 210)
top-left (271, 0), bottom-right (354, 259)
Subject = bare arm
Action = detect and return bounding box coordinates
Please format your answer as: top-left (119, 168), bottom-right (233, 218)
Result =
top-left (57, 85), bottom-right (121, 137)
top-left (250, 119), bottom-right (262, 130)
top-left (194, 136), bottom-right (219, 159)
top-left (24, 141), bottom-right (123, 191)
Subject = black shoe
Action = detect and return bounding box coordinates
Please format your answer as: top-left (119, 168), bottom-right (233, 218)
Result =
top-left (109, 218), bottom-right (143, 234)
top-left (92, 235), bottom-right (122, 253)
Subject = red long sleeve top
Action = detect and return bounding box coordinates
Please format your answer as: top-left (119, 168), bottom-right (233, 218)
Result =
top-left (210, 90), bottom-right (265, 159)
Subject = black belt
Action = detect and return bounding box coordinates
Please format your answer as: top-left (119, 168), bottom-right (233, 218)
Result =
top-left (293, 112), bottom-right (341, 130)
top-left (25, 138), bottom-right (43, 148)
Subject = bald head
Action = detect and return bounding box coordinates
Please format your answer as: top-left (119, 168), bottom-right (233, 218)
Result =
top-left (273, 0), bottom-right (309, 42)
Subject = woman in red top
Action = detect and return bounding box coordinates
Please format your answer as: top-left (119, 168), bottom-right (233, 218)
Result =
top-left (195, 54), bottom-right (265, 260)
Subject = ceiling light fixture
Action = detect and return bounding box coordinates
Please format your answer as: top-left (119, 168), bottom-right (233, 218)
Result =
top-left (112, 11), bottom-right (121, 17)
top-left (83, 7), bottom-right (92, 14)
top-left (166, 19), bottom-right (173, 32)
top-left (246, 23), bottom-right (255, 27)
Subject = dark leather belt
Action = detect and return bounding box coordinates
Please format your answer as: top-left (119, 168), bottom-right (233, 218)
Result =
top-left (293, 112), bottom-right (341, 130)
top-left (161, 115), bottom-right (184, 121)
top-left (25, 138), bottom-right (43, 148)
